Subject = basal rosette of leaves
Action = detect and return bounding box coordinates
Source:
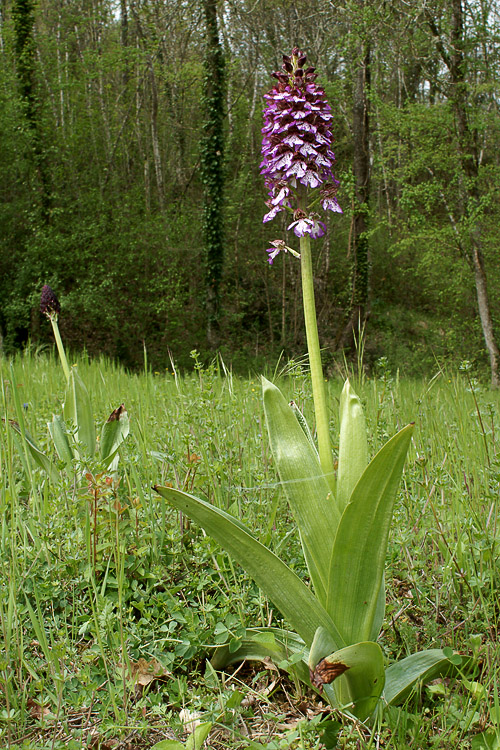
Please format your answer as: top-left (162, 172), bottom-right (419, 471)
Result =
top-left (155, 379), bottom-right (466, 721)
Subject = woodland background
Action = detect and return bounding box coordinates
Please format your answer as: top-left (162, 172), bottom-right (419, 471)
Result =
top-left (1, 0), bottom-right (500, 378)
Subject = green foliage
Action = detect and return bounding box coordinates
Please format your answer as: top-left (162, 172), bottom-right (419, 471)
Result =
top-left (1, 352), bottom-right (500, 747)
top-left (0, 0), bottom-right (499, 375)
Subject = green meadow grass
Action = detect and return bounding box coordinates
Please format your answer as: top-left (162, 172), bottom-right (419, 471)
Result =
top-left (0, 350), bottom-right (499, 749)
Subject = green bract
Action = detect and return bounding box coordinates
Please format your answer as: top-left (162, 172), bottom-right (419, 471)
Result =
top-left (155, 378), bottom-right (464, 720)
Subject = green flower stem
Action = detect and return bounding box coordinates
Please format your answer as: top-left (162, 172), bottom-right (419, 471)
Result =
top-left (50, 316), bottom-right (71, 383)
top-left (300, 234), bottom-right (335, 483)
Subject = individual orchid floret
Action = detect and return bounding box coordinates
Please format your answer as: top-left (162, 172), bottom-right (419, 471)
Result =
top-left (320, 182), bottom-right (342, 213)
top-left (288, 210), bottom-right (326, 238)
top-left (266, 239), bottom-right (301, 265)
top-left (260, 46), bottom-right (342, 254)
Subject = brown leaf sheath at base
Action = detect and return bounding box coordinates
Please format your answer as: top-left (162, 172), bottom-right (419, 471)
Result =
top-left (310, 658), bottom-right (350, 693)
top-left (106, 404), bottom-right (126, 422)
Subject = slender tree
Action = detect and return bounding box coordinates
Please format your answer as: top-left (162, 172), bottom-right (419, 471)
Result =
top-left (428, 0), bottom-right (500, 386)
top-left (337, 1), bottom-right (371, 351)
top-left (340, 41), bottom-right (371, 349)
top-left (201, 0), bottom-right (225, 346)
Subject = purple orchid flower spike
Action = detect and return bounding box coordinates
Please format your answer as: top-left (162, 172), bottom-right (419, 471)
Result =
top-left (261, 47), bottom-right (341, 259)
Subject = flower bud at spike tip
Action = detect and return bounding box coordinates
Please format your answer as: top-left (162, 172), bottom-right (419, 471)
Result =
top-left (261, 48), bottom-right (342, 255)
top-left (40, 285), bottom-right (61, 317)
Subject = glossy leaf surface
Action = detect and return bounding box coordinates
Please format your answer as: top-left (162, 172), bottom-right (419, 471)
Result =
top-left (319, 641), bottom-right (385, 720)
top-left (262, 377), bottom-right (339, 606)
top-left (384, 649), bottom-right (462, 706)
top-left (336, 380), bottom-right (368, 514)
top-left (326, 424), bottom-right (414, 643)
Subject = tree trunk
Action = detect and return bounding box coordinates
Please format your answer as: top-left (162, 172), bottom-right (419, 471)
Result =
top-left (201, 0), bottom-right (225, 347)
top-left (120, 0), bottom-right (129, 87)
top-left (337, 42), bottom-right (371, 351)
top-left (149, 67), bottom-right (165, 211)
top-left (472, 242), bottom-right (500, 387)
top-left (12, 0), bottom-right (51, 221)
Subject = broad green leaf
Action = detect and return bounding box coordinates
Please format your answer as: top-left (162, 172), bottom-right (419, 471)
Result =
top-left (48, 415), bottom-right (74, 466)
top-left (262, 377), bottom-right (340, 605)
top-left (186, 722), bottom-right (212, 750)
top-left (315, 641), bottom-right (385, 720)
top-left (63, 367), bottom-right (96, 457)
top-left (326, 424), bottom-right (413, 644)
top-left (336, 381), bottom-right (368, 514)
top-left (154, 485), bottom-right (344, 650)
top-left (9, 421), bottom-right (61, 484)
top-left (383, 649), bottom-right (463, 706)
top-left (150, 742), bottom-right (184, 750)
top-left (100, 404), bottom-right (129, 469)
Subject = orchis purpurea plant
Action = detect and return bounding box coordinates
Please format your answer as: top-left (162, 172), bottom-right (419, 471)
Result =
top-left (155, 49), bottom-right (466, 721)
top-left (261, 47), bottom-right (341, 481)
top-left (10, 286), bottom-right (129, 481)
top-left (40, 284), bottom-right (71, 383)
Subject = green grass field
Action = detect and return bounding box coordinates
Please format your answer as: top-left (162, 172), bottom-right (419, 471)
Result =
top-left (1, 350), bottom-right (499, 749)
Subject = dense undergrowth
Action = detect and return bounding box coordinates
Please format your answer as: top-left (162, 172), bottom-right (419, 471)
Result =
top-left (0, 351), bottom-right (499, 749)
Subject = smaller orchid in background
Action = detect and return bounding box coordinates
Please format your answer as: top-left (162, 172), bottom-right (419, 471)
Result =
top-left (10, 285), bottom-right (129, 485)
top-left (40, 284), bottom-right (71, 383)
top-left (40, 284), bottom-right (61, 318)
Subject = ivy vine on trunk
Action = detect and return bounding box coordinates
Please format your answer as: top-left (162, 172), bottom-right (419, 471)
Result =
top-left (201, 0), bottom-right (225, 346)
top-left (12, 0), bottom-right (51, 221)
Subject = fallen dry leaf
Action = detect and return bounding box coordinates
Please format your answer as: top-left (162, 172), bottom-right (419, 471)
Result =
top-left (89, 736), bottom-right (119, 750)
top-left (126, 657), bottom-right (170, 685)
top-left (117, 657), bottom-right (171, 698)
top-left (27, 698), bottom-right (51, 720)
